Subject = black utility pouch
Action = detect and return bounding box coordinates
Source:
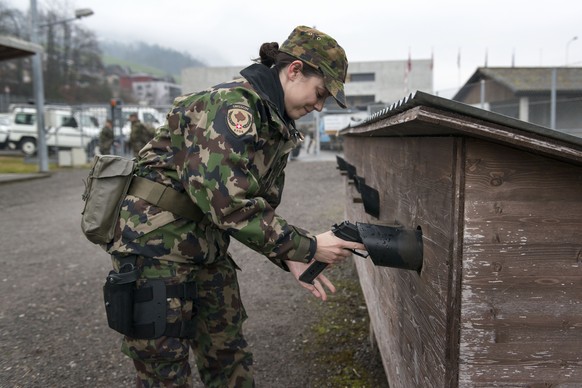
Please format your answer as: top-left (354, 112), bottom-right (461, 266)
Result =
top-left (103, 266), bottom-right (139, 336)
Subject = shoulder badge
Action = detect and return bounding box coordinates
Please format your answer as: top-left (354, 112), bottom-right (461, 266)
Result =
top-left (226, 104), bottom-right (254, 137)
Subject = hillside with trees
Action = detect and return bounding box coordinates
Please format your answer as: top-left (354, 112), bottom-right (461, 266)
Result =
top-left (0, 0), bottom-right (204, 109)
top-left (100, 41), bottom-right (205, 80)
top-left (0, 0), bottom-right (109, 105)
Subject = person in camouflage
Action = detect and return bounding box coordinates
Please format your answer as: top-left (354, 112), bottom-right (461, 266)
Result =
top-left (105, 25), bottom-right (364, 387)
top-left (98, 118), bottom-right (114, 155)
top-left (129, 112), bottom-right (151, 156)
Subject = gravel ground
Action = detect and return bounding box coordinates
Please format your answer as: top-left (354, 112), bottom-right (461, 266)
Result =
top-left (0, 153), bottom-right (387, 387)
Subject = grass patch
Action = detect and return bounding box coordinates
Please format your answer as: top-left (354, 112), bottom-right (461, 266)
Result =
top-left (0, 156), bottom-right (58, 173)
top-left (303, 263), bottom-right (389, 387)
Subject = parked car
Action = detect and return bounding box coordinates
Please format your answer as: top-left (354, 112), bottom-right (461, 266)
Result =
top-left (0, 113), bottom-right (10, 149)
top-left (5, 105), bottom-right (99, 156)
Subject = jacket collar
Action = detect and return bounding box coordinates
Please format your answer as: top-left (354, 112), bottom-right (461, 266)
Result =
top-left (240, 64), bottom-right (294, 127)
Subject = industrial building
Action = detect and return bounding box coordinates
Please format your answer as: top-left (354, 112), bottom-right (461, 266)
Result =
top-left (182, 59), bottom-right (433, 151)
top-left (454, 67), bottom-right (582, 137)
top-left (182, 59), bottom-right (433, 110)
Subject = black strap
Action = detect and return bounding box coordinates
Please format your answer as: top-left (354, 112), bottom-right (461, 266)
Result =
top-left (132, 319), bottom-right (197, 339)
top-left (134, 281), bottom-right (197, 303)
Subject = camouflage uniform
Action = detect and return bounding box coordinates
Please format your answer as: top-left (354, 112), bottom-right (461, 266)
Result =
top-left (99, 123), bottom-right (114, 154)
top-left (130, 119), bottom-right (152, 156)
top-left (105, 25), bottom-right (347, 387)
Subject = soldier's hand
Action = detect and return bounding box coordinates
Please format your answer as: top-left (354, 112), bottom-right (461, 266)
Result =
top-left (285, 260), bottom-right (336, 301)
top-left (314, 231), bottom-right (365, 264)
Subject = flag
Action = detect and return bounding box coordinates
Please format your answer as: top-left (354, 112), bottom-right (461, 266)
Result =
top-left (404, 48), bottom-right (411, 93)
top-left (430, 49), bottom-right (434, 70)
top-left (457, 48), bottom-right (461, 69)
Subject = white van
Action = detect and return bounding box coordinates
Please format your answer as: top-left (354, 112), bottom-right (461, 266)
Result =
top-left (0, 113), bottom-right (10, 149)
top-left (6, 105), bottom-right (99, 156)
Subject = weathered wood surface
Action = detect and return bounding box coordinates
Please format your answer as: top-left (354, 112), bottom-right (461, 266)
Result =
top-left (459, 138), bottom-right (582, 386)
top-left (343, 135), bottom-right (463, 387)
top-left (344, 107), bottom-right (582, 166)
top-left (343, 130), bottom-right (582, 387)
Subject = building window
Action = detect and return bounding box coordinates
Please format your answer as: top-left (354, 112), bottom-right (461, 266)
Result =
top-left (349, 73), bottom-right (375, 82)
top-left (347, 95), bottom-right (376, 108)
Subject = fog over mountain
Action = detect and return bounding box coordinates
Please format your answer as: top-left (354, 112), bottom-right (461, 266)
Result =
top-left (101, 40), bottom-right (206, 77)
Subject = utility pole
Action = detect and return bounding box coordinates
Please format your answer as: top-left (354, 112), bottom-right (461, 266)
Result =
top-left (28, 3), bottom-right (94, 172)
top-left (30, 0), bottom-right (49, 173)
top-left (550, 67), bottom-right (558, 129)
top-left (565, 36), bottom-right (578, 66)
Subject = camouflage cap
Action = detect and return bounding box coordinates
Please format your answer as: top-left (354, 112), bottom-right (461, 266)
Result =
top-left (279, 26), bottom-right (348, 108)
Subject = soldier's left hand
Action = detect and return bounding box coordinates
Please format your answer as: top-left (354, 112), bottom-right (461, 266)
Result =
top-left (285, 260), bottom-right (336, 301)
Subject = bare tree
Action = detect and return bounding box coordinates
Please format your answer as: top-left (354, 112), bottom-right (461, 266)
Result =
top-left (0, 0), bottom-right (110, 106)
top-left (0, 1), bottom-right (30, 107)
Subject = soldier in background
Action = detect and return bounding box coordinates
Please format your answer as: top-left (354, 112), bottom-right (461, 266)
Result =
top-left (305, 124), bottom-right (317, 154)
top-left (128, 112), bottom-right (151, 156)
top-left (98, 119), bottom-right (114, 155)
top-left (103, 26), bottom-right (362, 387)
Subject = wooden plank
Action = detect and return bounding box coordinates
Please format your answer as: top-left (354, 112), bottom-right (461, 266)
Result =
top-left (345, 136), bottom-right (457, 292)
top-left (465, 202), bottom-right (582, 245)
top-left (343, 107), bottom-right (582, 166)
top-left (460, 138), bottom-right (582, 386)
top-left (344, 135), bottom-right (461, 387)
top-left (463, 244), bottom-right (582, 276)
top-left (355, 258), bottom-right (449, 387)
top-left (459, 342), bottom-right (582, 380)
top-left (463, 152), bottom-right (582, 203)
top-left (445, 136), bottom-right (466, 388)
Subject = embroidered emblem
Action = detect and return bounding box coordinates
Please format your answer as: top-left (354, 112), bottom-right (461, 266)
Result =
top-left (226, 104), bottom-right (253, 137)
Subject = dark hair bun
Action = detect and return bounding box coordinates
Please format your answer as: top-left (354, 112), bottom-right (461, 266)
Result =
top-left (258, 42), bottom-right (280, 67)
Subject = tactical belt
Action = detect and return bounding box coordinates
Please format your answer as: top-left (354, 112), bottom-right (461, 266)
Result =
top-left (128, 176), bottom-right (204, 222)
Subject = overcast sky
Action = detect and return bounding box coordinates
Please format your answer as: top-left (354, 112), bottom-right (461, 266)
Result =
top-left (8, 0), bottom-right (582, 96)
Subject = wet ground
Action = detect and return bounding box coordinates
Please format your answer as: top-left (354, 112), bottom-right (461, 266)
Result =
top-left (0, 150), bottom-right (388, 387)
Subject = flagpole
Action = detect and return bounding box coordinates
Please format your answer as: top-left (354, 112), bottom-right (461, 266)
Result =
top-left (404, 47), bottom-right (411, 94)
top-left (407, 47), bottom-right (411, 93)
top-left (457, 47), bottom-right (461, 89)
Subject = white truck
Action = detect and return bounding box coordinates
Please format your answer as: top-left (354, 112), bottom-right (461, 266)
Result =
top-left (0, 113), bottom-right (10, 149)
top-left (5, 105), bottom-right (100, 156)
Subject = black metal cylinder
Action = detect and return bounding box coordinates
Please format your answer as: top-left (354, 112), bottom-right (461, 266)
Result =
top-left (356, 223), bottom-right (423, 272)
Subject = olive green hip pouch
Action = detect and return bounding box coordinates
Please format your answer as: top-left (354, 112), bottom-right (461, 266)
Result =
top-left (81, 154), bottom-right (205, 246)
top-left (81, 155), bottom-right (136, 245)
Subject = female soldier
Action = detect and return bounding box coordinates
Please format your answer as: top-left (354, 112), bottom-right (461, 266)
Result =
top-left (105, 25), bottom-right (365, 387)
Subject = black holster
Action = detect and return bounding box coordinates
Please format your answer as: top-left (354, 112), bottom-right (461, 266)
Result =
top-left (103, 258), bottom-right (198, 339)
top-left (103, 265), bottom-right (139, 336)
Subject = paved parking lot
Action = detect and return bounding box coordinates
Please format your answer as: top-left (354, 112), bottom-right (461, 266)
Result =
top-left (0, 149), bottom-right (388, 387)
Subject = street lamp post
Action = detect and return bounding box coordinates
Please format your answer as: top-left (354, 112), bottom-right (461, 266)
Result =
top-left (565, 36), bottom-right (578, 66)
top-left (30, 0), bottom-right (48, 172)
top-left (29, 0), bottom-right (93, 173)
top-left (38, 8), bottom-right (94, 28)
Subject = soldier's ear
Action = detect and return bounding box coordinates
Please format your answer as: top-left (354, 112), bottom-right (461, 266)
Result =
top-left (287, 60), bottom-right (303, 81)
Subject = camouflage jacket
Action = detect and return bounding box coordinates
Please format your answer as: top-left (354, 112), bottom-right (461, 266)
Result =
top-left (106, 64), bottom-right (316, 270)
top-left (99, 125), bottom-right (114, 153)
top-left (130, 120), bottom-right (151, 155)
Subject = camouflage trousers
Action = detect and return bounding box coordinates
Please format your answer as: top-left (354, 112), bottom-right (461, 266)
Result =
top-left (113, 255), bottom-right (255, 387)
